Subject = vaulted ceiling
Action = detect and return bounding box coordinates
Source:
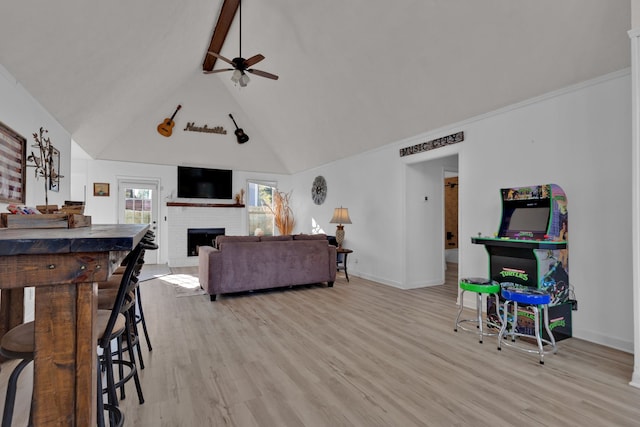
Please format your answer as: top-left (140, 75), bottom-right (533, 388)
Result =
top-left (0, 1), bottom-right (631, 174)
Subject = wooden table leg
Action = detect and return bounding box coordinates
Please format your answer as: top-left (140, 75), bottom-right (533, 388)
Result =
top-left (32, 282), bottom-right (97, 426)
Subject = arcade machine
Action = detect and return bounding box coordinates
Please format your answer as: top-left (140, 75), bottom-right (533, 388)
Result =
top-left (471, 184), bottom-right (574, 340)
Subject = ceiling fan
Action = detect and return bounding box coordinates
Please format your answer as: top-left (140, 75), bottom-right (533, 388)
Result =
top-left (204, 0), bottom-right (278, 86)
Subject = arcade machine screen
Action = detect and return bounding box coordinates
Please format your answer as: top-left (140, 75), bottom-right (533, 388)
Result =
top-left (500, 200), bottom-right (550, 239)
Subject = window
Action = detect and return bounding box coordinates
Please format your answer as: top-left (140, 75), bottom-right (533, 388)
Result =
top-left (247, 181), bottom-right (276, 236)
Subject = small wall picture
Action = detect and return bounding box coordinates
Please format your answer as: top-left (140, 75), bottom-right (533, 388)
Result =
top-left (49, 146), bottom-right (60, 192)
top-left (93, 182), bottom-right (110, 197)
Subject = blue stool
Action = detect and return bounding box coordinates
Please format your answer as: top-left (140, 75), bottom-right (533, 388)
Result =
top-left (497, 286), bottom-right (557, 364)
top-left (454, 277), bottom-right (502, 343)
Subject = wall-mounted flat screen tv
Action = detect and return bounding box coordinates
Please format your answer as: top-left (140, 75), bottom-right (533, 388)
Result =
top-left (177, 166), bottom-right (233, 199)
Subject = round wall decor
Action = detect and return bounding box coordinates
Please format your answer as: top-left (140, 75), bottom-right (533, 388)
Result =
top-left (311, 175), bottom-right (327, 205)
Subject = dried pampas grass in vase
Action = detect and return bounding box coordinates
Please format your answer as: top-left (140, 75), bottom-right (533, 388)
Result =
top-left (269, 190), bottom-right (295, 235)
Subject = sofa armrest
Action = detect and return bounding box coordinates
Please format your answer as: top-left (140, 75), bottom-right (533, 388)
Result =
top-left (198, 245), bottom-right (222, 294)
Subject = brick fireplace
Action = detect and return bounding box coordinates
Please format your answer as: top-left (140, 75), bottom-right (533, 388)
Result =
top-left (167, 203), bottom-right (244, 267)
top-left (187, 227), bottom-right (225, 256)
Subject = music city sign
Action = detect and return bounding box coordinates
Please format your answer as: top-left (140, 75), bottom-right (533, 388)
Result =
top-left (399, 131), bottom-right (464, 157)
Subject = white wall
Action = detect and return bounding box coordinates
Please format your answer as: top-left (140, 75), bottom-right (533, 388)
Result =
top-left (69, 148), bottom-right (291, 265)
top-left (0, 64), bottom-right (73, 321)
top-left (0, 65), bottom-right (72, 210)
top-left (69, 152), bottom-right (175, 263)
top-left (291, 70), bottom-right (633, 352)
top-left (290, 146), bottom-right (405, 287)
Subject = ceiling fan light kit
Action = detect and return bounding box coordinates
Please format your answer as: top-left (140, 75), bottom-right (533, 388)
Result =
top-left (203, 0), bottom-right (278, 86)
top-left (231, 69), bottom-right (241, 82)
top-left (230, 70), bottom-right (250, 87)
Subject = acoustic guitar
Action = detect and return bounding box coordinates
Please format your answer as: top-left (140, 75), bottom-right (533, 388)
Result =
top-left (157, 105), bottom-right (181, 137)
top-left (229, 114), bottom-right (249, 144)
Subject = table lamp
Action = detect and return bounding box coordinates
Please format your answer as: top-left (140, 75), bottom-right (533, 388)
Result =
top-left (329, 207), bottom-right (352, 248)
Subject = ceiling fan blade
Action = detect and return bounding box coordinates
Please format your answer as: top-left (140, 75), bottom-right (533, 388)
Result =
top-left (203, 68), bottom-right (234, 74)
top-left (247, 68), bottom-right (279, 80)
top-left (207, 51), bottom-right (235, 66)
top-left (244, 54), bottom-right (265, 68)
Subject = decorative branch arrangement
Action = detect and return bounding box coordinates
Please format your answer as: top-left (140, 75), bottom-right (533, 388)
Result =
top-left (234, 188), bottom-right (245, 204)
top-left (268, 190), bottom-right (295, 235)
top-left (27, 127), bottom-right (63, 213)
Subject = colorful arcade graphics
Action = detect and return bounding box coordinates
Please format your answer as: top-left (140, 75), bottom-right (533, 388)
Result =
top-left (472, 184), bottom-right (572, 341)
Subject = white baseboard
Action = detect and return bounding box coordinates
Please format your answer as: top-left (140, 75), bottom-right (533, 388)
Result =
top-left (572, 329), bottom-right (633, 354)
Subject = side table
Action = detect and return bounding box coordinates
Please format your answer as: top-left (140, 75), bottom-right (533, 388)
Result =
top-left (336, 248), bottom-right (353, 282)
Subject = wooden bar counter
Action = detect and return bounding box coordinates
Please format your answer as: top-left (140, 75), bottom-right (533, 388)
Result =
top-left (0, 224), bottom-right (148, 426)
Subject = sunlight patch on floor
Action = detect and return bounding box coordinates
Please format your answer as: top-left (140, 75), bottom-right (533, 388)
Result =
top-left (160, 274), bottom-right (200, 289)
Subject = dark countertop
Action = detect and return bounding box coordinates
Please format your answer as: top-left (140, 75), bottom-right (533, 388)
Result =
top-left (0, 224), bottom-right (149, 256)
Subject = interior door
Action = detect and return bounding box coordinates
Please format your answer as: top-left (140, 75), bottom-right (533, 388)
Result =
top-left (444, 176), bottom-right (459, 249)
top-left (118, 179), bottom-right (159, 264)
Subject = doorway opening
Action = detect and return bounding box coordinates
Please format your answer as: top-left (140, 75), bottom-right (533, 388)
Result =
top-left (403, 153), bottom-right (458, 294)
top-left (444, 171), bottom-right (459, 298)
top-left (444, 172), bottom-right (459, 264)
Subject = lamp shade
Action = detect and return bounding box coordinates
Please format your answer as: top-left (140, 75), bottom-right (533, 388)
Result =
top-left (329, 207), bottom-right (352, 225)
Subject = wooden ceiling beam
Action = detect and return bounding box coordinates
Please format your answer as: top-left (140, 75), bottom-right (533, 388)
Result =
top-left (203, 0), bottom-right (240, 71)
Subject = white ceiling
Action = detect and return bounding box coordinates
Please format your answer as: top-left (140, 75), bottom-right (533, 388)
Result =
top-left (0, 1), bottom-right (631, 174)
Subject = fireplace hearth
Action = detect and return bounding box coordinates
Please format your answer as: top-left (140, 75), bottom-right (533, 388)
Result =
top-left (187, 228), bottom-right (225, 256)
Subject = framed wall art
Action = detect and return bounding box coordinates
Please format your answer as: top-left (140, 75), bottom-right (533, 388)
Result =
top-left (49, 146), bottom-right (60, 192)
top-left (0, 121), bottom-right (26, 204)
top-left (93, 182), bottom-right (110, 197)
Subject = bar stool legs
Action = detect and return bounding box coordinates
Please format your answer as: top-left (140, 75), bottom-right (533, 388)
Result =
top-left (0, 319), bottom-right (35, 427)
top-left (135, 285), bottom-right (153, 351)
top-left (497, 286), bottom-right (558, 364)
top-left (454, 277), bottom-right (502, 343)
top-left (1, 358), bottom-right (33, 427)
top-left (136, 231), bottom-right (157, 353)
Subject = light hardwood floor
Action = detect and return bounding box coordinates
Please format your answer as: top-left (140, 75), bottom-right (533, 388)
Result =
top-left (2, 263), bottom-right (640, 426)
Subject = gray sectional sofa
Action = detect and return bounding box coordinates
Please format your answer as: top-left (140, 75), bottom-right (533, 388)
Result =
top-left (198, 234), bottom-right (337, 301)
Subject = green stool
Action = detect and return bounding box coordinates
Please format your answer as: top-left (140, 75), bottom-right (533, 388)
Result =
top-left (454, 277), bottom-right (502, 343)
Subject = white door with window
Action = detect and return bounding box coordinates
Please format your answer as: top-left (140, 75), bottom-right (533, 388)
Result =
top-left (118, 179), bottom-right (159, 264)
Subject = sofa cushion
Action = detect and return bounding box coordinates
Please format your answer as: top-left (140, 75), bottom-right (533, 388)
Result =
top-left (216, 235), bottom-right (260, 248)
top-left (293, 233), bottom-right (327, 241)
top-left (260, 235), bottom-right (293, 242)
top-left (219, 240), bottom-right (331, 292)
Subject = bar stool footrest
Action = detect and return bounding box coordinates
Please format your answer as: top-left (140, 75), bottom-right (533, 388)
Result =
top-left (498, 335), bottom-right (558, 354)
top-left (455, 319), bottom-right (501, 336)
